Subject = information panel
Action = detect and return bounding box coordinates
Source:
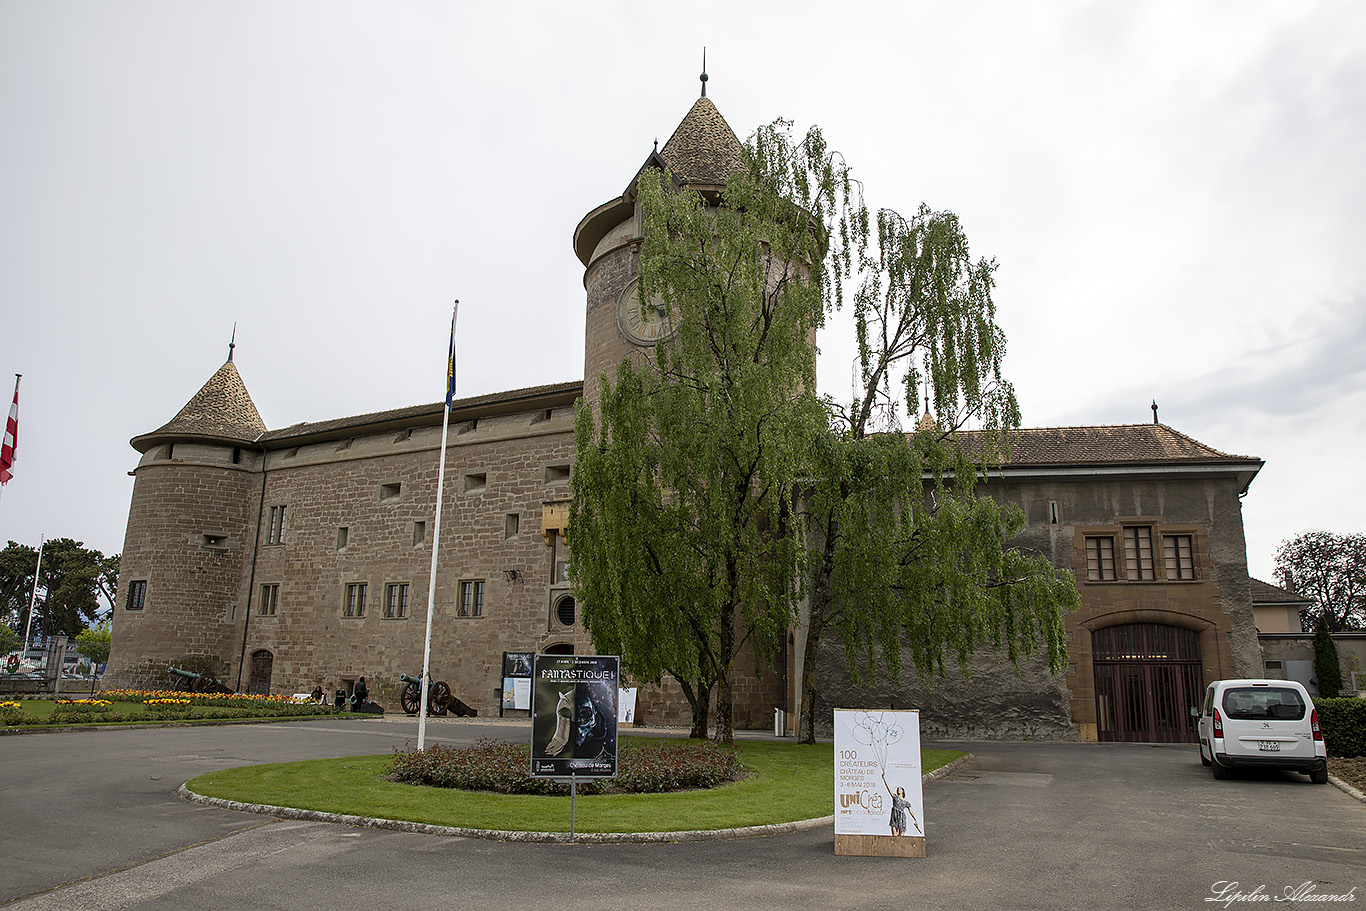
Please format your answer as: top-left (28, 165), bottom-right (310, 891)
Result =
top-left (530, 654), bottom-right (619, 778)
top-left (501, 652), bottom-right (534, 710)
top-left (834, 710), bottom-right (925, 857)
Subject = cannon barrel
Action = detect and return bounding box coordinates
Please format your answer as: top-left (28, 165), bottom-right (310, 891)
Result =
top-left (399, 672), bottom-right (423, 686)
top-left (168, 667), bottom-right (202, 680)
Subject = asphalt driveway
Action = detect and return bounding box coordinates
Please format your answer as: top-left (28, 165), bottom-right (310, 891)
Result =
top-left (0, 718), bottom-right (1360, 910)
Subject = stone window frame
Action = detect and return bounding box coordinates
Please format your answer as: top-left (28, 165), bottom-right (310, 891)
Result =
top-left (258, 583), bottom-right (280, 617)
top-left (343, 582), bottom-right (368, 618)
top-left (1163, 533), bottom-right (1196, 581)
top-left (265, 504), bottom-right (287, 546)
top-left (126, 579), bottom-right (148, 611)
top-left (1078, 521), bottom-right (1203, 584)
top-left (383, 582), bottom-right (410, 620)
top-left (457, 579), bottom-right (485, 618)
top-left (1084, 536), bottom-right (1116, 582)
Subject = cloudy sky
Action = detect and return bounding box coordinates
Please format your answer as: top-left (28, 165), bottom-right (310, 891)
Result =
top-left (1, 1), bottom-right (1362, 585)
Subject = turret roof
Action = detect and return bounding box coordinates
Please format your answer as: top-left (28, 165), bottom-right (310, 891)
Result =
top-left (657, 96), bottom-right (745, 187)
top-left (132, 360), bottom-right (266, 451)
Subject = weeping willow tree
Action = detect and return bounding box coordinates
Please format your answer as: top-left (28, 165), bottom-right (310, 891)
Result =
top-left (572, 119), bottom-right (1078, 744)
top-left (795, 205), bottom-right (1080, 743)
top-left (570, 122), bottom-right (852, 743)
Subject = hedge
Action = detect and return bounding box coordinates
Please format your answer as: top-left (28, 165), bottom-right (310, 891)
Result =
top-left (1315, 697), bottom-right (1366, 758)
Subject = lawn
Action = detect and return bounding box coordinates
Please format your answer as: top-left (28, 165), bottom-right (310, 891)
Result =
top-left (187, 738), bottom-right (966, 834)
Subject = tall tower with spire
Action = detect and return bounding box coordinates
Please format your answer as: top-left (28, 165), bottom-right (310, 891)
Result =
top-left (105, 348), bottom-right (267, 689)
top-left (573, 80), bottom-right (746, 407)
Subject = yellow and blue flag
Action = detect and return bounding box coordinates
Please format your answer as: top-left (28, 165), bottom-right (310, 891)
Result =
top-left (444, 302), bottom-right (458, 409)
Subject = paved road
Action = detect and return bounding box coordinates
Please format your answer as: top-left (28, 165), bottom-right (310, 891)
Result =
top-left (1, 718), bottom-right (1361, 910)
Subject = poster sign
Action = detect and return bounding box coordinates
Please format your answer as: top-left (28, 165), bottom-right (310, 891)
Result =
top-left (834, 710), bottom-right (924, 856)
top-left (617, 687), bottom-right (638, 724)
top-left (530, 654), bottom-right (619, 778)
top-left (501, 652), bottom-right (534, 710)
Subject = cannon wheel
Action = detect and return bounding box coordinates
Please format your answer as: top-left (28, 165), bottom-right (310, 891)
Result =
top-left (429, 681), bottom-right (451, 717)
top-left (400, 682), bottom-right (421, 716)
top-left (175, 676), bottom-right (194, 693)
top-left (193, 676), bottom-right (214, 694)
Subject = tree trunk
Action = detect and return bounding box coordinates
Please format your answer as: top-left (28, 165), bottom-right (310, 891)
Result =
top-left (675, 675), bottom-right (713, 739)
top-left (714, 604), bottom-right (737, 744)
top-left (799, 528), bottom-right (837, 744)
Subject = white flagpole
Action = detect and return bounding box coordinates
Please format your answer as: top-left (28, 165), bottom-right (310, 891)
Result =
top-left (418, 302), bottom-right (458, 751)
top-left (23, 534), bottom-right (44, 655)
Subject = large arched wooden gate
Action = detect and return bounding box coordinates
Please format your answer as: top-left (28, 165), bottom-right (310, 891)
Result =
top-left (1092, 623), bottom-right (1202, 743)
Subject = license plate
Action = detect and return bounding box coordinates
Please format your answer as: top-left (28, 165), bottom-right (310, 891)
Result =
top-left (1258, 741), bottom-right (1280, 752)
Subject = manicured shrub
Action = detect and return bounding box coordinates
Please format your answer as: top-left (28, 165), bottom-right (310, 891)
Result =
top-left (1315, 697), bottom-right (1366, 758)
top-left (388, 737), bottom-right (746, 795)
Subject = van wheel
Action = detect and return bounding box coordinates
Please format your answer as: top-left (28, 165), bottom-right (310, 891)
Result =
top-left (1211, 759), bottom-right (1229, 780)
top-left (1199, 741), bottom-right (1211, 767)
top-left (1310, 766), bottom-right (1328, 785)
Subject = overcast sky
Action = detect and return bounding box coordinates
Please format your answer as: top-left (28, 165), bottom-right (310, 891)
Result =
top-left (1, 1), bottom-right (1362, 585)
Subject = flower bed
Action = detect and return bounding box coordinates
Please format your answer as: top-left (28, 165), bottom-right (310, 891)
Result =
top-left (1, 690), bottom-right (337, 726)
top-left (388, 737), bottom-right (746, 795)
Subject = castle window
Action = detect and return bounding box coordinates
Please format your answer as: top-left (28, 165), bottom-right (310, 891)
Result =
top-left (1049, 501), bottom-right (1060, 525)
top-left (1085, 537), bottom-right (1115, 581)
top-left (555, 595), bottom-right (576, 627)
top-left (266, 505), bottom-right (287, 545)
top-left (232, 447), bottom-right (241, 464)
top-left (126, 580), bottom-right (147, 611)
top-left (457, 419), bottom-right (478, 434)
top-left (464, 472), bottom-right (487, 494)
top-left (1123, 526), bottom-right (1155, 580)
top-left (413, 521), bottom-right (426, 546)
top-left (259, 583), bottom-right (279, 616)
top-left (1163, 534), bottom-right (1195, 580)
top-left (384, 583), bottom-right (409, 619)
top-left (336, 527), bottom-right (349, 551)
top-left (458, 580), bottom-right (485, 618)
top-left (200, 533), bottom-right (227, 549)
top-left (344, 583), bottom-right (367, 618)
top-left (505, 513), bottom-right (520, 539)
top-left (545, 464), bottom-right (571, 484)
top-left (380, 482), bottom-right (402, 502)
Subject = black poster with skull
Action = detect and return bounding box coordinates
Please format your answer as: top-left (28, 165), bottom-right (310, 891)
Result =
top-left (529, 654), bottom-right (619, 779)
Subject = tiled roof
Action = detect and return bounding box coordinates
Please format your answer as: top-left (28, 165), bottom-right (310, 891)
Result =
top-left (658, 97), bottom-right (745, 187)
top-left (135, 360), bottom-right (266, 449)
top-left (1250, 577), bottom-right (1311, 604)
top-left (953, 424), bottom-right (1257, 466)
top-left (259, 380), bottom-right (582, 444)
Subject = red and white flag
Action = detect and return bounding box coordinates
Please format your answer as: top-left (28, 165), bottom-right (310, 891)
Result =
top-left (1, 375), bottom-right (18, 485)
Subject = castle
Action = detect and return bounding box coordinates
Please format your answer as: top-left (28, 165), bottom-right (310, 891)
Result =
top-left (105, 90), bottom-right (1265, 741)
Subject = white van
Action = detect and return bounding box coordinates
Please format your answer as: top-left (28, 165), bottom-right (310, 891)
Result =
top-left (1195, 679), bottom-right (1328, 784)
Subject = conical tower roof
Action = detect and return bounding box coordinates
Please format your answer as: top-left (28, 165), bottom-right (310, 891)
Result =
top-left (132, 358), bottom-right (266, 452)
top-left (658, 96), bottom-right (745, 188)
top-left (575, 92), bottom-right (747, 266)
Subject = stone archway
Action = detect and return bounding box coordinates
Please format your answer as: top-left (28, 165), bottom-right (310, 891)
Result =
top-left (1092, 623), bottom-right (1202, 743)
top-left (247, 649), bottom-right (273, 696)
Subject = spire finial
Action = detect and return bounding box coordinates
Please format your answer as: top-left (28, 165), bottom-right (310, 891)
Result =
top-left (1151, 399), bottom-right (1159, 424)
top-left (700, 48), bottom-right (708, 97)
top-left (228, 323), bottom-right (237, 363)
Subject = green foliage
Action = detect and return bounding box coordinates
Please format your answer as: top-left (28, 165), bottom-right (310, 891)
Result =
top-left (1275, 531), bottom-right (1366, 631)
top-left (572, 123), bottom-right (851, 743)
top-left (75, 618), bottom-right (112, 665)
top-left (387, 738), bottom-right (745, 795)
top-left (1314, 697), bottom-right (1366, 758)
top-left (0, 623), bottom-right (19, 656)
top-left (1313, 620), bottom-right (1343, 698)
top-left (0, 538), bottom-right (120, 642)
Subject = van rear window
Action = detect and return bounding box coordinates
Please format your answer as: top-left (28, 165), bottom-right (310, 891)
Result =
top-left (1220, 687), bottom-right (1306, 721)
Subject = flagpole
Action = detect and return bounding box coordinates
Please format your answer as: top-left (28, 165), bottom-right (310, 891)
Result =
top-left (23, 534), bottom-right (44, 656)
top-left (418, 302), bottom-right (458, 751)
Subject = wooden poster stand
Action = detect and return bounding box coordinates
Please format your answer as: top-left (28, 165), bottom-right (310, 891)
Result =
top-left (835, 833), bottom-right (926, 858)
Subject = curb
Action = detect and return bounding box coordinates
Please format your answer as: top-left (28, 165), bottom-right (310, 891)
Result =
top-left (1328, 774), bottom-right (1366, 803)
top-left (177, 752), bottom-right (976, 844)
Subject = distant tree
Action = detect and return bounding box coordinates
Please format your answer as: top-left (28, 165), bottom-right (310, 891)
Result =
top-left (1275, 531), bottom-right (1366, 632)
top-left (0, 623), bottom-right (19, 656)
top-left (0, 539), bottom-right (117, 643)
top-left (75, 618), bottom-right (112, 667)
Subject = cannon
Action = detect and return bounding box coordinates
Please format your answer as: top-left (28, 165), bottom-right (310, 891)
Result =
top-left (168, 666), bottom-right (234, 695)
top-left (399, 672), bottom-right (477, 718)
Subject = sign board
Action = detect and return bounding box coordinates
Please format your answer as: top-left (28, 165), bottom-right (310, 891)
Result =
top-left (617, 687), bottom-right (638, 724)
top-left (833, 709), bottom-right (925, 857)
top-left (501, 652), bottom-right (534, 710)
top-left (530, 654), bottom-right (619, 779)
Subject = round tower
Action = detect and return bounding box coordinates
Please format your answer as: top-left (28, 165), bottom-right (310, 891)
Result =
top-left (104, 347), bottom-right (267, 690)
top-left (573, 91), bottom-right (746, 407)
